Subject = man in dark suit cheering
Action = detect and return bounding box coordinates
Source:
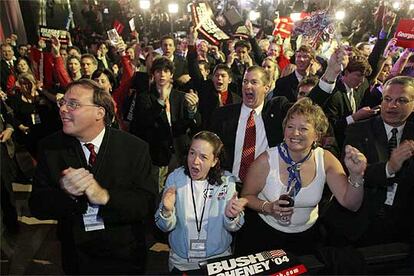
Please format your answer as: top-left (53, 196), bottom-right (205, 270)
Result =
top-left (274, 45), bottom-right (316, 102)
top-left (324, 77), bottom-right (414, 266)
top-left (29, 79), bottom-right (157, 275)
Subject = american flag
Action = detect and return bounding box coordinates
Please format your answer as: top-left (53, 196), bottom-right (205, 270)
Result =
top-left (261, 249), bottom-right (286, 260)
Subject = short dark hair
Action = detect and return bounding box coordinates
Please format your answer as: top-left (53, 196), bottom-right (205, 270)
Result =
top-left (81, 53), bottom-right (98, 66)
top-left (345, 55), bottom-right (372, 76)
top-left (92, 68), bottom-right (116, 88)
top-left (161, 35), bottom-right (176, 46)
top-left (234, 40), bottom-right (251, 51)
top-left (150, 56), bottom-right (174, 75)
top-left (296, 45), bottom-right (316, 61)
top-left (213, 64), bottom-right (232, 79)
top-left (67, 46), bottom-right (81, 55)
top-left (66, 55), bottom-right (81, 67)
top-left (65, 79), bottom-right (115, 126)
top-left (184, 131), bottom-right (225, 186)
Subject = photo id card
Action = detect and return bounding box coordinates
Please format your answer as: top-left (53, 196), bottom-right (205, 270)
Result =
top-left (384, 183), bottom-right (398, 206)
top-left (188, 239), bottom-right (206, 262)
top-left (83, 203), bottom-right (105, 232)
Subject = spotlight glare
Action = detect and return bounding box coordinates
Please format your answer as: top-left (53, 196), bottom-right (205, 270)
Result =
top-left (290, 13), bottom-right (301, 22)
top-left (392, 2), bottom-right (401, 10)
top-left (168, 3), bottom-right (179, 14)
top-left (335, 10), bottom-right (345, 21)
top-left (249, 11), bottom-right (261, 21)
top-left (139, 0), bottom-right (150, 10)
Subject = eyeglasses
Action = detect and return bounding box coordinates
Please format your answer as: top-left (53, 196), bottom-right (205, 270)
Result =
top-left (382, 96), bottom-right (414, 106)
top-left (57, 98), bottom-right (100, 111)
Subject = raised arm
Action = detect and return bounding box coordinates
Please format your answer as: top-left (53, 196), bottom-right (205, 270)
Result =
top-left (325, 146), bottom-right (366, 211)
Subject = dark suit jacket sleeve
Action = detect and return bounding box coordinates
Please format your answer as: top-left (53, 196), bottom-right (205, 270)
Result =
top-left (99, 140), bottom-right (156, 224)
top-left (368, 36), bottom-right (387, 81)
top-left (187, 45), bottom-right (203, 90)
top-left (308, 83), bottom-right (334, 107)
top-left (249, 37), bottom-right (265, 65)
top-left (29, 139), bottom-right (88, 220)
top-left (342, 122), bottom-right (388, 188)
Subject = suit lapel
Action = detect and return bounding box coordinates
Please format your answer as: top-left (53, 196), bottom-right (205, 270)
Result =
top-left (401, 121), bottom-right (414, 141)
top-left (62, 135), bottom-right (87, 169)
top-left (169, 89), bottom-right (180, 123)
top-left (372, 117), bottom-right (388, 162)
top-left (226, 105), bottom-right (241, 146)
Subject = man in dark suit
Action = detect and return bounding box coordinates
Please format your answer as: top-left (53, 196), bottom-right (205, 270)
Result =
top-left (274, 45), bottom-right (316, 102)
top-left (1, 44), bottom-right (16, 91)
top-left (324, 55), bottom-right (377, 148)
top-left (160, 35), bottom-right (190, 88)
top-left (29, 79), bottom-right (157, 275)
top-left (129, 57), bottom-right (200, 191)
top-left (186, 29), bottom-right (241, 127)
top-left (226, 40), bottom-right (254, 96)
top-left (324, 76), bottom-right (414, 262)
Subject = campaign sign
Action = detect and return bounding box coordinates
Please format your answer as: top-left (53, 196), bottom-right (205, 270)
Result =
top-left (273, 17), bottom-right (294, 39)
top-left (190, 2), bottom-right (230, 46)
top-left (201, 249), bottom-right (307, 276)
top-left (39, 26), bottom-right (68, 43)
top-left (395, 19), bottom-right (414, 49)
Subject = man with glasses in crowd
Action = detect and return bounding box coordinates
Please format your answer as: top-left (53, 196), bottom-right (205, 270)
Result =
top-left (29, 79), bottom-right (157, 275)
top-left (324, 76), bottom-right (414, 272)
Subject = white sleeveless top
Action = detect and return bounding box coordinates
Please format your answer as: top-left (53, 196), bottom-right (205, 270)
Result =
top-left (258, 147), bottom-right (326, 233)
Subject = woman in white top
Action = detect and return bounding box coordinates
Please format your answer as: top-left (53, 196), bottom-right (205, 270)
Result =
top-left (237, 98), bottom-right (367, 256)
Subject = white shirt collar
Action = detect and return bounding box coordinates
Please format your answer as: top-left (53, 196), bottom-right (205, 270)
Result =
top-left (383, 122), bottom-right (405, 141)
top-left (241, 102), bottom-right (264, 118)
top-left (79, 127), bottom-right (106, 154)
top-left (295, 70), bottom-right (306, 82)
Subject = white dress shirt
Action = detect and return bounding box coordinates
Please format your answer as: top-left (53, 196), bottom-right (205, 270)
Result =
top-left (232, 103), bottom-right (269, 179)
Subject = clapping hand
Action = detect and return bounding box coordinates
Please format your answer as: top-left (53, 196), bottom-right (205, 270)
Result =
top-left (388, 140), bottom-right (414, 175)
top-left (185, 89), bottom-right (199, 112)
top-left (225, 192), bottom-right (248, 219)
top-left (161, 186), bottom-right (176, 217)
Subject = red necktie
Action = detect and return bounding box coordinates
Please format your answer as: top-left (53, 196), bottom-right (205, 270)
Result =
top-left (219, 91), bottom-right (228, 106)
top-left (239, 110), bottom-right (256, 182)
top-left (84, 143), bottom-right (97, 166)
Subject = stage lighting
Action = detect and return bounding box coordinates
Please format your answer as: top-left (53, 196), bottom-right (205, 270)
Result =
top-left (249, 11), bottom-right (261, 21)
top-left (168, 3), bottom-right (179, 14)
top-left (139, 0), bottom-right (150, 10)
top-left (335, 10), bottom-right (345, 21)
top-left (290, 13), bottom-right (301, 22)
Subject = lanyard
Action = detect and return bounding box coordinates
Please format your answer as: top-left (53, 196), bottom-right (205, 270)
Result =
top-left (190, 179), bottom-right (209, 237)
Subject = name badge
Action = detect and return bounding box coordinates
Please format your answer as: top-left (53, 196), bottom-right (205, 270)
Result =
top-left (384, 183), bottom-right (398, 206)
top-left (31, 113), bottom-right (41, 125)
top-left (188, 239), bottom-right (206, 262)
top-left (83, 203), bottom-right (105, 231)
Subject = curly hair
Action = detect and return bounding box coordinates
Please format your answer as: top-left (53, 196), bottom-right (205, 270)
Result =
top-left (282, 97), bottom-right (329, 143)
top-left (184, 131), bottom-right (225, 186)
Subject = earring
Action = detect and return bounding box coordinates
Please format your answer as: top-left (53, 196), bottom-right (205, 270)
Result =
top-left (312, 141), bottom-right (317, 149)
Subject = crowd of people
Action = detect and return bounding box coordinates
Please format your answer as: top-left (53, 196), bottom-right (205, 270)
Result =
top-left (1, 0), bottom-right (414, 275)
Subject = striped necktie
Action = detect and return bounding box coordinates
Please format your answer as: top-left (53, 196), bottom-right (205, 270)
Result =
top-left (239, 110), bottom-right (256, 182)
top-left (84, 143), bottom-right (97, 167)
top-left (388, 128), bottom-right (398, 156)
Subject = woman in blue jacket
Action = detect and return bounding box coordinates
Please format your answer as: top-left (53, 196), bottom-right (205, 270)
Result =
top-left (155, 131), bottom-right (247, 274)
